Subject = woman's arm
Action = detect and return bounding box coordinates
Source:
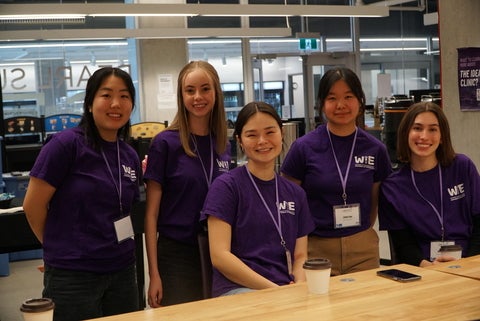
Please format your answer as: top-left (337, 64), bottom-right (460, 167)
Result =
top-left (292, 236), bottom-right (308, 283)
top-left (23, 177), bottom-right (56, 244)
top-left (208, 216), bottom-right (278, 290)
top-left (144, 179), bottom-right (163, 308)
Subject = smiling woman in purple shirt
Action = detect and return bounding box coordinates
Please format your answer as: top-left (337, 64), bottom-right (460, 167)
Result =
top-left (201, 101), bottom-right (314, 297)
top-left (379, 102), bottom-right (480, 267)
top-left (143, 61), bottom-right (230, 307)
top-left (23, 67), bottom-right (141, 321)
top-left (281, 67), bottom-right (392, 276)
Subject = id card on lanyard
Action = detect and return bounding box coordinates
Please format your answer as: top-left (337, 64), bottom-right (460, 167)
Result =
top-left (102, 140), bottom-right (134, 243)
top-left (333, 203), bottom-right (361, 228)
top-left (411, 165), bottom-right (451, 261)
top-left (246, 166), bottom-right (293, 278)
top-left (114, 216), bottom-right (134, 243)
top-left (327, 127), bottom-right (361, 229)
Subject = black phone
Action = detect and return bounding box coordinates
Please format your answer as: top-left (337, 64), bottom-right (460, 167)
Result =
top-left (376, 269), bottom-right (422, 282)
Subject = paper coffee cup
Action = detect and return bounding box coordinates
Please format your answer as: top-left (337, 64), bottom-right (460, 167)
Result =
top-left (438, 244), bottom-right (462, 260)
top-left (20, 298), bottom-right (55, 321)
top-left (303, 258), bottom-right (332, 294)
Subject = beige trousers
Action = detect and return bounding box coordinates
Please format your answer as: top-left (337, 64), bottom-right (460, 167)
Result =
top-left (308, 227), bottom-right (380, 276)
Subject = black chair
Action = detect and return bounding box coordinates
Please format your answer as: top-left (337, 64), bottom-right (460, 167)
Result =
top-left (197, 232), bottom-right (213, 299)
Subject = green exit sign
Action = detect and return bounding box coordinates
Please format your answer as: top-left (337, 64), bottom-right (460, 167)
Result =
top-left (299, 38), bottom-right (319, 51)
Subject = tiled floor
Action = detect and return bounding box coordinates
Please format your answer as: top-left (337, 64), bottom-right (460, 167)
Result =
top-left (0, 258), bottom-right (44, 321)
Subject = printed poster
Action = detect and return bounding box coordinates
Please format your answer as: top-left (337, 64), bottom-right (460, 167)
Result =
top-left (457, 47), bottom-right (480, 111)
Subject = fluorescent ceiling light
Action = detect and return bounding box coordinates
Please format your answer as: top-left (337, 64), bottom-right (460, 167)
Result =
top-left (361, 47), bottom-right (426, 52)
top-left (0, 3), bottom-right (389, 18)
top-left (0, 28), bottom-right (292, 41)
top-left (0, 42), bottom-right (128, 50)
top-left (0, 14), bottom-right (85, 20)
top-left (0, 14), bottom-right (85, 25)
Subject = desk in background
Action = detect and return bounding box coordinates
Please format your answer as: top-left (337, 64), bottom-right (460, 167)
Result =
top-left (0, 209), bottom-right (41, 254)
top-left (0, 192), bottom-right (146, 309)
top-left (0, 208), bottom-right (43, 276)
top-left (425, 255), bottom-right (480, 280)
top-left (88, 264), bottom-right (480, 321)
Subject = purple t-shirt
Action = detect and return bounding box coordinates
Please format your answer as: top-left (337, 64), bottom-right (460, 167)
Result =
top-left (201, 165), bottom-right (315, 297)
top-left (379, 154), bottom-right (480, 258)
top-left (30, 127), bottom-right (141, 273)
top-left (281, 125), bottom-right (392, 237)
top-left (144, 130), bottom-right (230, 245)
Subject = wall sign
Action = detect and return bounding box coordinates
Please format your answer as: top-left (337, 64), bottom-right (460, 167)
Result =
top-left (458, 47), bottom-right (480, 111)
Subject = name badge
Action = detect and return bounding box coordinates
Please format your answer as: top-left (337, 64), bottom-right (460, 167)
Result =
top-left (430, 240), bottom-right (454, 261)
top-left (333, 203), bottom-right (361, 229)
top-left (114, 215), bottom-right (134, 243)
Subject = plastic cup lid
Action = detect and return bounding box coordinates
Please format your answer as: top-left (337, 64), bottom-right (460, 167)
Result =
top-left (20, 298), bottom-right (55, 313)
top-left (439, 244), bottom-right (462, 252)
top-left (303, 258), bottom-right (332, 270)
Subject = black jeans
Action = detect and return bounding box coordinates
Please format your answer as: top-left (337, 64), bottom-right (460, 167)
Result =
top-left (43, 264), bottom-right (139, 321)
top-left (157, 234), bottom-right (203, 305)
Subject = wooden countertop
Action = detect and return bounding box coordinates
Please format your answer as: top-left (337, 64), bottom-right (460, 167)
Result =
top-left (88, 263), bottom-right (480, 321)
top-left (425, 255), bottom-right (480, 280)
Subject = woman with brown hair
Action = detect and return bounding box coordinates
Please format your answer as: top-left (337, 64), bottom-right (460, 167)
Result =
top-left (379, 101), bottom-right (480, 267)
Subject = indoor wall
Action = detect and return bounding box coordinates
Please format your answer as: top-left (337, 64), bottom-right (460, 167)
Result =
top-left (439, 0), bottom-right (480, 167)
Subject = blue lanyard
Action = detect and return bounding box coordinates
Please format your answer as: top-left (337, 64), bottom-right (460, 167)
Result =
top-left (191, 134), bottom-right (214, 188)
top-left (410, 164), bottom-right (444, 240)
top-left (101, 140), bottom-right (123, 215)
top-left (326, 126), bottom-right (358, 205)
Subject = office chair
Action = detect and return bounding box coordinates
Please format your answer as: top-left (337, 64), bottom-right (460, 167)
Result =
top-left (197, 232), bottom-right (213, 299)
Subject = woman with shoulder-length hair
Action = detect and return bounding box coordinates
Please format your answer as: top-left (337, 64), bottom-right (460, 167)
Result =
top-left (281, 66), bottom-right (392, 276)
top-left (24, 67), bottom-right (141, 321)
top-left (379, 101), bottom-right (480, 267)
top-left (201, 101), bottom-right (314, 297)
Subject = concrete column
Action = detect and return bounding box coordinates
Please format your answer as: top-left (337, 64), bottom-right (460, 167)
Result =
top-left (136, 0), bottom-right (189, 124)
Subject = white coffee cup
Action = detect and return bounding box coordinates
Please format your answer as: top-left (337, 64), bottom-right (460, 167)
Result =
top-left (303, 258), bottom-right (332, 294)
top-left (20, 298), bottom-right (55, 321)
top-left (438, 244), bottom-right (463, 260)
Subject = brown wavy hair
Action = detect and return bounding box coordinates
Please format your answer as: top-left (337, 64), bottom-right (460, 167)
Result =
top-left (396, 101), bottom-right (455, 166)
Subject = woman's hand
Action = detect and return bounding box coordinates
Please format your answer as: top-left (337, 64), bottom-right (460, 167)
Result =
top-left (147, 274), bottom-right (163, 308)
top-left (420, 255), bottom-right (458, 267)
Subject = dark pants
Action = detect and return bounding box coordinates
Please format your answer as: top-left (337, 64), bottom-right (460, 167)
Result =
top-left (43, 264), bottom-right (139, 321)
top-left (157, 234), bottom-right (203, 306)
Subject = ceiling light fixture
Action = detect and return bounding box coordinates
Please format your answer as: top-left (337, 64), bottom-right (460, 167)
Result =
top-left (0, 3), bottom-right (389, 18)
top-left (0, 28), bottom-right (292, 41)
top-left (0, 15), bottom-right (85, 25)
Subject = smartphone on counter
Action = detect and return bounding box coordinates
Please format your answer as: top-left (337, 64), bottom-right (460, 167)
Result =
top-left (376, 269), bottom-right (422, 282)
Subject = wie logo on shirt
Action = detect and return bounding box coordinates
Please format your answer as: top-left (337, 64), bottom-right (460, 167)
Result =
top-left (122, 165), bottom-right (137, 182)
top-left (279, 201), bottom-right (296, 215)
top-left (216, 159), bottom-right (230, 173)
top-left (447, 183), bottom-right (465, 201)
top-left (354, 155), bottom-right (375, 169)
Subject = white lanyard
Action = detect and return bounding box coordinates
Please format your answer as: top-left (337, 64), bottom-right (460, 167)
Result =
top-left (191, 134), bottom-right (214, 188)
top-left (101, 140), bottom-right (123, 215)
top-left (326, 126), bottom-right (358, 205)
top-left (245, 166), bottom-right (293, 276)
top-left (410, 164), bottom-right (444, 241)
